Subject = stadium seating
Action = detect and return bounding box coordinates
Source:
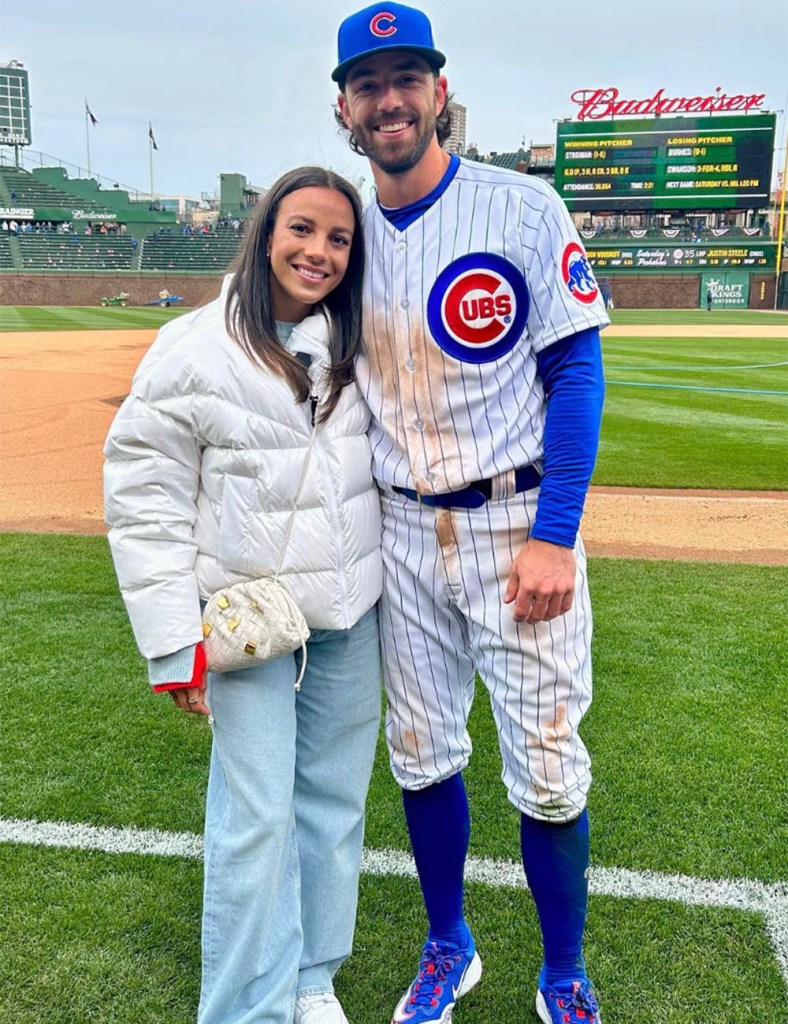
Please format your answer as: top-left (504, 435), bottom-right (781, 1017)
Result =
top-left (0, 167), bottom-right (103, 211)
top-left (139, 229), bottom-right (242, 271)
top-left (1, 225), bottom-right (245, 272)
top-left (17, 233), bottom-right (134, 271)
top-left (486, 151), bottom-right (527, 170)
top-left (0, 235), bottom-right (15, 268)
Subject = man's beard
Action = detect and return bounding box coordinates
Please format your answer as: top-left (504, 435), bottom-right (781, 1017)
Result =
top-left (352, 108), bottom-right (437, 175)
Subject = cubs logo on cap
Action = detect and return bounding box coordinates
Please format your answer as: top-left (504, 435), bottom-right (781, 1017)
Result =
top-left (332, 2), bottom-right (446, 84)
top-left (370, 10), bottom-right (397, 35)
top-left (562, 242), bottom-right (600, 305)
top-left (427, 254), bottom-right (529, 364)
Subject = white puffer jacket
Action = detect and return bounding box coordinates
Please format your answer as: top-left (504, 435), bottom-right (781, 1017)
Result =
top-left (104, 275), bottom-right (382, 659)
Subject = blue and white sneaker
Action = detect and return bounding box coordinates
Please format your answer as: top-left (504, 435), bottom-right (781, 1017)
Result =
top-left (391, 938), bottom-right (482, 1024)
top-left (536, 969), bottom-right (602, 1024)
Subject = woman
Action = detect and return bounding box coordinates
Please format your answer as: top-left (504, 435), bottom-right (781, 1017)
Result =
top-left (104, 167), bottom-right (382, 1024)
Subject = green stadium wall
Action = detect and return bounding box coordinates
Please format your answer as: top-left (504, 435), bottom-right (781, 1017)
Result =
top-left (0, 272), bottom-right (777, 309)
top-left (603, 273), bottom-right (775, 309)
top-left (0, 167), bottom-right (177, 239)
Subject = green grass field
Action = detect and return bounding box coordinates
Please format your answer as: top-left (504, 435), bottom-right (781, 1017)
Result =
top-left (0, 307), bottom-right (786, 1021)
top-left (598, 334), bottom-right (787, 489)
top-left (0, 302), bottom-right (783, 337)
top-left (1, 304), bottom-right (785, 333)
top-left (600, 308), bottom-right (787, 490)
top-left (1, 534), bottom-right (786, 1024)
top-left (1, 304), bottom-right (784, 491)
top-left (0, 304), bottom-right (188, 332)
top-left (610, 308), bottom-right (787, 326)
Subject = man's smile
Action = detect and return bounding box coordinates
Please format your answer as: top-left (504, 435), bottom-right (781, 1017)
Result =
top-left (376, 120), bottom-right (413, 134)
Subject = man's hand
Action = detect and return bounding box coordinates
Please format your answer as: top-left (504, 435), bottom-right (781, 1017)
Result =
top-left (503, 538), bottom-right (576, 624)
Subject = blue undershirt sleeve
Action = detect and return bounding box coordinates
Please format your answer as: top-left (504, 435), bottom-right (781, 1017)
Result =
top-left (531, 327), bottom-right (605, 548)
top-left (148, 644), bottom-right (198, 687)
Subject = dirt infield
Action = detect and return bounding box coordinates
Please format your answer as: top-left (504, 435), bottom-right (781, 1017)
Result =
top-left (0, 328), bottom-right (785, 565)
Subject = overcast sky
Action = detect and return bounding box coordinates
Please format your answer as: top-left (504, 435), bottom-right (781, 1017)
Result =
top-left (3, 0), bottom-right (787, 200)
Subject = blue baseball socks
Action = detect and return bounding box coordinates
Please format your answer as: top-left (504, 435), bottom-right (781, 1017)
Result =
top-left (520, 808), bottom-right (590, 984)
top-left (402, 773), bottom-right (591, 982)
top-left (401, 772), bottom-right (473, 949)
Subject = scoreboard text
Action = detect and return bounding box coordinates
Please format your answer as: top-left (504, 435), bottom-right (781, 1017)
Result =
top-left (555, 113), bottom-right (775, 210)
top-left (584, 242), bottom-right (776, 272)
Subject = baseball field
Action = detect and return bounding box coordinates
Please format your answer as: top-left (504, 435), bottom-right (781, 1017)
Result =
top-left (0, 306), bottom-right (786, 1023)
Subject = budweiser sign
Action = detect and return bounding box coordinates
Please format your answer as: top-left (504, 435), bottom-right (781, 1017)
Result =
top-left (571, 87), bottom-right (766, 121)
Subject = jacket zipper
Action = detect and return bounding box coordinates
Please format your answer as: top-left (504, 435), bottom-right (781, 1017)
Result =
top-left (310, 390), bottom-right (350, 624)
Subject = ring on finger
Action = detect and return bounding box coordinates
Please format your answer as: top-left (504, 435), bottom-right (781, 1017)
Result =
top-left (186, 697), bottom-right (199, 704)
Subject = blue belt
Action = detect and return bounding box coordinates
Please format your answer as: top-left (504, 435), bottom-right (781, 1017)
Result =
top-left (393, 464), bottom-right (542, 510)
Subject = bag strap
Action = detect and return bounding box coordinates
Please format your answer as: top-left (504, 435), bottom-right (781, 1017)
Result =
top-left (274, 419), bottom-right (318, 580)
top-left (275, 419), bottom-right (318, 691)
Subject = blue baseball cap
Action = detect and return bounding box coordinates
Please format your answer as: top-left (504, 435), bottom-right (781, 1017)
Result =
top-left (332, 2), bottom-right (446, 85)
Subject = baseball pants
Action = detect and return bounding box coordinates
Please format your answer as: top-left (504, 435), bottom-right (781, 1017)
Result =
top-left (379, 484), bottom-right (594, 823)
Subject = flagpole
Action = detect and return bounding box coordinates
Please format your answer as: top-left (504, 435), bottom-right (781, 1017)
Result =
top-left (149, 124), bottom-right (154, 200)
top-left (85, 102), bottom-right (91, 177)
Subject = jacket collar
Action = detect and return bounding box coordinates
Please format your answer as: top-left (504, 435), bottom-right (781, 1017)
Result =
top-left (220, 273), bottom-right (333, 397)
top-left (286, 311), bottom-right (332, 399)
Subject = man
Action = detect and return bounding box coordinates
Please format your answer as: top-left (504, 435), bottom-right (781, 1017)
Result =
top-left (332, 5), bottom-right (608, 1023)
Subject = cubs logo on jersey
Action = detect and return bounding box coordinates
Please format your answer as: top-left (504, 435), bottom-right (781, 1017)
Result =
top-left (562, 242), bottom-right (600, 305)
top-left (426, 253), bottom-right (529, 364)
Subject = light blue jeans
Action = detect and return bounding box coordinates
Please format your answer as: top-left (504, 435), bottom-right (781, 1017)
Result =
top-left (197, 606), bottom-right (381, 1024)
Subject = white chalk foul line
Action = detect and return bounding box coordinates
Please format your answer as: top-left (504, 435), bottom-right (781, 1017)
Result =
top-left (2, 817), bottom-right (786, 988)
top-left (0, 816), bottom-right (205, 859)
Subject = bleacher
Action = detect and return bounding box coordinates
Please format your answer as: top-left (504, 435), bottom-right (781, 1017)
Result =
top-left (17, 233), bottom-right (134, 271)
top-left (486, 151), bottom-right (527, 171)
top-left (0, 235), bottom-right (15, 268)
top-left (0, 167), bottom-right (102, 211)
top-left (140, 229), bottom-right (243, 272)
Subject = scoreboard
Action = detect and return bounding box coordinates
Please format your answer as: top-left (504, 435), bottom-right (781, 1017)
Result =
top-left (0, 62), bottom-right (31, 147)
top-left (584, 242), bottom-right (776, 272)
top-left (555, 113), bottom-right (775, 210)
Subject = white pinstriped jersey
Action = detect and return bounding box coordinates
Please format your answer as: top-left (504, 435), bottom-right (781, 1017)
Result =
top-left (355, 158), bottom-right (609, 493)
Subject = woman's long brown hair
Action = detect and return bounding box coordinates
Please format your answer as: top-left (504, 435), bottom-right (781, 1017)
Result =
top-left (225, 166), bottom-right (365, 421)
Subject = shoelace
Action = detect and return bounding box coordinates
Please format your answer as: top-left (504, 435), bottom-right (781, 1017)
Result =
top-left (553, 980), bottom-right (600, 1022)
top-left (407, 943), bottom-right (464, 1010)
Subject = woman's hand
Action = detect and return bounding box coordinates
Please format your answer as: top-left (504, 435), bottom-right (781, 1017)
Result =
top-left (169, 681), bottom-right (210, 716)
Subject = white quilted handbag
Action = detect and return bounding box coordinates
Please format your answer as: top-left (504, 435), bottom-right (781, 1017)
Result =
top-left (201, 423), bottom-right (317, 688)
top-left (201, 578), bottom-right (310, 683)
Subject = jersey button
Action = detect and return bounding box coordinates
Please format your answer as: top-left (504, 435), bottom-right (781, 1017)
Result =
top-left (400, 299), bottom-right (410, 310)
top-left (396, 241), bottom-right (407, 252)
top-left (405, 358), bottom-right (416, 372)
top-left (415, 418), bottom-right (425, 431)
